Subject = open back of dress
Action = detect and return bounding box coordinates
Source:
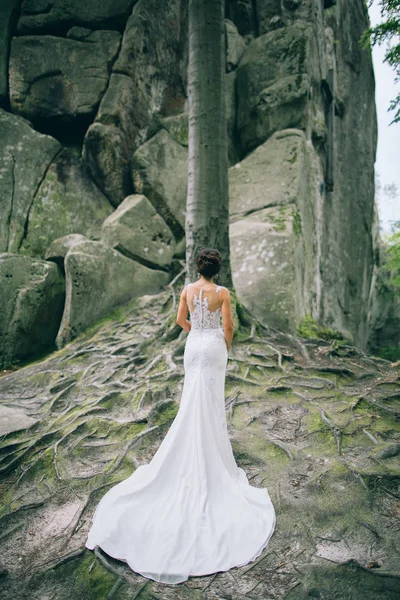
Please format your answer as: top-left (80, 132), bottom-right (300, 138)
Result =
top-left (186, 283), bottom-right (223, 330)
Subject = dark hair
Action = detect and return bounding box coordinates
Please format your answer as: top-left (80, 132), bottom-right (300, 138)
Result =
top-left (196, 248), bottom-right (222, 278)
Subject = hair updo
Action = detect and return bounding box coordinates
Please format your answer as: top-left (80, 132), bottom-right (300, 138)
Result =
top-left (195, 248), bottom-right (222, 279)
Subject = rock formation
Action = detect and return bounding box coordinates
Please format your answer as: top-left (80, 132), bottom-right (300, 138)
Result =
top-left (101, 194), bottom-right (176, 268)
top-left (82, 0), bottom-right (187, 206)
top-left (131, 130), bottom-right (188, 241)
top-left (1, 0), bottom-right (396, 367)
top-left (19, 149), bottom-right (114, 258)
top-left (0, 253), bottom-right (65, 367)
top-left (0, 109), bottom-right (62, 254)
top-left (56, 239), bottom-right (169, 348)
top-left (230, 0), bottom-right (378, 352)
top-left (16, 0), bottom-right (136, 34)
top-left (0, 3), bottom-right (399, 597)
top-left (9, 30), bottom-right (121, 125)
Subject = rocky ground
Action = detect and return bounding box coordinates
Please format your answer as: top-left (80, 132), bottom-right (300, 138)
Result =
top-left (0, 280), bottom-right (399, 600)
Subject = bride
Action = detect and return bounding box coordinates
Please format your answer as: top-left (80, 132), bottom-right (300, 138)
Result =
top-left (85, 248), bottom-right (276, 584)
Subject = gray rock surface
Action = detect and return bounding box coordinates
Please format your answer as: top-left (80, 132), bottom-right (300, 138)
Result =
top-left (44, 234), bottom-right (89, 267)
top-left (236, 22), bottom-right (312, 154)
top-left (0, 109), bottom-right (61, 254)
top-left (0, 405), bottom-right (38, 436)
top-left (322, 0), bottom-right (378, 350)
top-left (0, 253), bottom-right (65, 369)
top-left (18, 149), bottom-right (113, 259)
top-left (0, 0), bottom-right (19, 106)
top-left (255, 0), bottom-right (283, 35)
top-left (131, 129), bottom-right (188, 240)
top-left (56, 240), bottom-right (169, 348)
top-left (83, 0), bottom-right (186, 206)
top-left (229, 130), bottom-right (307, 331)
top-left (9, 31), bottom-right (121, 123)
top-left (156, 113), bottom-right (189, 147)
top-left (17, 0), bottom-right (136, 34)
top-left (283, 0), bottom-right (303, 10)
top-left (0, 0), bottom-right (383, 358)
top-left (225, 19), bottom-right (246, 72)
top-left (229, 128), bottom-right (306, 218)
top-left (231, 210), bottom-right (297, 331)
top-left (230, 0), bottom-right (378, 352)
top-left (101, 194), bottom-right (176, 268)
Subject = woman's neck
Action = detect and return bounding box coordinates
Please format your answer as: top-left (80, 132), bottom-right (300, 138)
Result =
top-left (199, 276), bottom-right (214, 285)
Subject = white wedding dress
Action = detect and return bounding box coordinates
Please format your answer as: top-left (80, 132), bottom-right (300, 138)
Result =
top-left (85, 283), bottom-right (276, 584)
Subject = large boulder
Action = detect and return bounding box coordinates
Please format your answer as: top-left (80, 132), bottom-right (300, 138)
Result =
top-left (236, 22), bottom-right (313, 154)
top-left (156, 113), bottom-right (189, 148)
top-left (17, 0), bottom-right (136, 34)
top-left (9, 30), bottom-right (121, 124)
top-left (101, 194), bottom-right (176, 268)
top-left (229, 129), bottom-right (310, 331)
top-left (0, 253), bottom-right (65, 369)
top-left (0, 109), bottom-right (61, 254)
top-left (254, 0), bottom-right (283, 35)
top-left (229, 128), bottom-right (307, 217)
top-left (231, 209), bottom-right (297, 331)
top-left (18, 149), bottom-right (114, 259)
top-left (44, 234), bottom-right (89, 270)
top-left (82, 0), bottom-right (186, 206)
top-left (254, 0), bottom-right (317, 36)
top-left (0, 405), bottom-right (38, 436)
top-left (56, 241), bottom-right (169, 347)
top-left (131, 129), bottom-right (188, 240)
top-left (0, 0), bottom-right (19, 106)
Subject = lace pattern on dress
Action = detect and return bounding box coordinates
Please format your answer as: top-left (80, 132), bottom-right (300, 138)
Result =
top-left (188, 284), bottom-right (222, 330)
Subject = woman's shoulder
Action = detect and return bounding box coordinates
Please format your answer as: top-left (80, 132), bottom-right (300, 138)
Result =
top-left (217, 285), bottom-right (230, 296)
top-left (180, 283), bottom-right (190, 296)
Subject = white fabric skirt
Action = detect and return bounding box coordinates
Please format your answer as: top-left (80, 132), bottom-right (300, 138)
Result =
top-left (85, 327), bottom-right (276, 584)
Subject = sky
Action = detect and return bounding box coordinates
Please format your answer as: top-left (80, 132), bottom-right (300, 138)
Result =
top-left (368, 1), bottom-right (400, 234)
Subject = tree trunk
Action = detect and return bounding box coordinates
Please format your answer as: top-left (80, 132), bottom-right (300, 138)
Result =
top-left (185, 0), bottom-right (232, 286)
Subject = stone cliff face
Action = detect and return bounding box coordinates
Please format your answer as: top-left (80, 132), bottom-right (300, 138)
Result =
top-left (0, 0), bottom-right (383, 369)
top-left (228, 0), bottom-right (378, 351)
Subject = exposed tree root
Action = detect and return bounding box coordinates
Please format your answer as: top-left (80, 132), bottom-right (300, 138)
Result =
top-left (266, 437), bottom-right (294, 460)
top-left (167, 266), bottom-right (186, 312)
top-left (1, 285), bottom-right (399, 600)
top-left (38, 547), bottom-right (86, 573)
top-left (226, 373), bottom-right (262, 386)
top-left (94, 547), bottom-right (131, 583)
top-left (320, 409), bottom-right (342, 454)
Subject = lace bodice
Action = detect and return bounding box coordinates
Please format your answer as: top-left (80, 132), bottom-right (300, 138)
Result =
top-left (187, 283), bottom-right (222, 330)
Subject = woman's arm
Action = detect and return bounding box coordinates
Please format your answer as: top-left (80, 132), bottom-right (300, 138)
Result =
top-left (176, 286), bottom-right (191, 333)
top-left (220, 287), bottom-right (234, 351)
